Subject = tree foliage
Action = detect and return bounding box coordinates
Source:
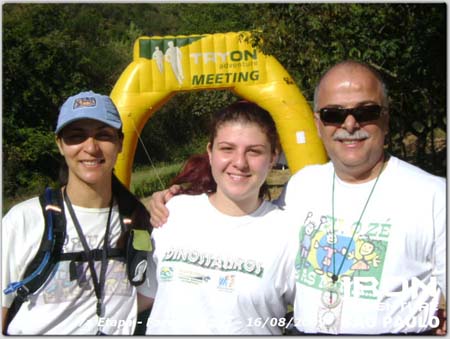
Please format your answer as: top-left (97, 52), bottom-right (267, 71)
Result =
top-left (2, 3), bottom-right (446, 205)
top-left (247, 3), bottom-right (446, 175)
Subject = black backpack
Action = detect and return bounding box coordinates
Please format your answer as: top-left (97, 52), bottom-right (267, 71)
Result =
top-left (3, 187), bottom-right (152, 332)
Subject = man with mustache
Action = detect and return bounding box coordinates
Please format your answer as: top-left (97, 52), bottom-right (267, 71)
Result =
top-left (279, 60), bottom-right (445, 335)
top-left (148, 60), bottom-right (446, 335)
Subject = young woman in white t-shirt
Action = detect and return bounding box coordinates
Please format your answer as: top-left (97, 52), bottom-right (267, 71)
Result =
top-left (139, 101), bottom-right (297, 334)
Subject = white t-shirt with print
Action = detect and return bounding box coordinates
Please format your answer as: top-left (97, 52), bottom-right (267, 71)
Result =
top-left (278, 156), bottom-right (446, 334)
top-left (2, 196), bottom-right (138, 335)
top-left (139, 193), bottom-right (297, 335)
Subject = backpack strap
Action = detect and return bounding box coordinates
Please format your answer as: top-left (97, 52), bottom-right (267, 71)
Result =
top-left (115, 194), bottom-right (153, 286)
top-left (59, 248), bottom-right (123, 262)
top-left (4, 187), bottom-right (66, 332)
top-left (126, 229), bottom-right (152, 286)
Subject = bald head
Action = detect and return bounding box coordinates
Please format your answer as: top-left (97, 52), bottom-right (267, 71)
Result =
top-left (314, 61), bottom-right (389, 112)
top-left (312, 60), bottom-right (390, 183)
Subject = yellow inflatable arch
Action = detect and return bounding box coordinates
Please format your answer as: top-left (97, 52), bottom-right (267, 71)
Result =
top-left (111, 32), bottom-right (327, 187)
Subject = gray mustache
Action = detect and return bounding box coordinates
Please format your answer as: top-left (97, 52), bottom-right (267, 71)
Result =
top-left (333, 129), bottom-right (370, 141)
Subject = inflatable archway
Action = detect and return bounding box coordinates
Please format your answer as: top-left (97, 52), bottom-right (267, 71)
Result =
top-left (111, 32), bottom-right (327, 187)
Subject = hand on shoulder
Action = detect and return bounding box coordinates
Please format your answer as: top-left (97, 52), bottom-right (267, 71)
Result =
top-left (147, 185), bottom-right (181, 227)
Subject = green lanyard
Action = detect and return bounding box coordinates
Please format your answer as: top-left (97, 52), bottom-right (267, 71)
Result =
top-left (331, 164), bottom-right (384, 283)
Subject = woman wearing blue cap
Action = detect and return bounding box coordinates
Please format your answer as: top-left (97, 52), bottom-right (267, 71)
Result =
top-left (2, 91), bottom-right (152, 335)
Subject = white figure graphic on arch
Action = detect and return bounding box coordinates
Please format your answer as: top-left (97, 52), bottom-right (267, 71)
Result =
top-left (152, 46), bottom-right (164, 73)
top-left (165, 41), bottom-right (184, 84)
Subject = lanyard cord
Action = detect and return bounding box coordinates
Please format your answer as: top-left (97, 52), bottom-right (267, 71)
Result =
top-left (63, 189), bottom-right (113, 318)
top-left (331, 164), bottom-right (383, 283)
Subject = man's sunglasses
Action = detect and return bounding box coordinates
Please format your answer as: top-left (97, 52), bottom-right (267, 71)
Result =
top-left (318, 104), bottom-right (385, 124)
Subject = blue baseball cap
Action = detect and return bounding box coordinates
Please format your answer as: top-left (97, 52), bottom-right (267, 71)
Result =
top-left (55, 91), bottom-right (122, 134)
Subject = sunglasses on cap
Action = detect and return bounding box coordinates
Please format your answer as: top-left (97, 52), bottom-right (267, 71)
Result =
top-left (318, 104), bottom-right (385, 125)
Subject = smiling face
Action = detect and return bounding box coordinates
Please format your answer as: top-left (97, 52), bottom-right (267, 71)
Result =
top-left (314, 64), bottom-right (389, 182)
top-left (207, 121), bottom-right (276, 215)
top-left (56, 119), bottom-right (123, 190)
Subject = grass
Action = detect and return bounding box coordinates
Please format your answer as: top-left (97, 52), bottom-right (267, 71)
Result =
top-left (131, 162), bottom-right (184, 199)
top-left (131, 162), bottom-right (183, 190)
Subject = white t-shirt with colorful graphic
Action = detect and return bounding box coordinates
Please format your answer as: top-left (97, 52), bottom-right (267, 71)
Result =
top-left (2, 197), bottom-right (138, 335)
top-left (278, 156), bottom-right (446, 334)
top-left (140, 193), bottom-right (296, 335)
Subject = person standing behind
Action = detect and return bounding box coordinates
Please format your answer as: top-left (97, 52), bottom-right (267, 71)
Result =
top-left (279, 60), bottom-right (446, 334)
top-left (2, 91), bottom-right (152, 335)
top-left (138, 101), bottom-right (297, 334)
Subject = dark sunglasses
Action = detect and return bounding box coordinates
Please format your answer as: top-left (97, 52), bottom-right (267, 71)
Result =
top-left (319, 104), bottom-right (385, 124)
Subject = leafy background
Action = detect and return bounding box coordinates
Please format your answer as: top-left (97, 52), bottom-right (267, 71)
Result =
top-left (2, 3), bottom-right (446, 211)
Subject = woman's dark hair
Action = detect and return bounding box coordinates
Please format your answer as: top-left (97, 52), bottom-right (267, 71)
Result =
top-left (209, 101), bottom-right (280, 155)
top-left (172, 101), bottom-right (280, 199)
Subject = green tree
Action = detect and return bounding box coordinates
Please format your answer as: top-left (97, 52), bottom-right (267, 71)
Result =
top-left (247, 3), bottom-right (446, 175)
top-left (3, 3), bottom-right (163, 199)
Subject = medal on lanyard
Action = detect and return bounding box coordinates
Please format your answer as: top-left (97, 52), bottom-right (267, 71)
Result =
top-left (318, 279), bottom-right (343, 333)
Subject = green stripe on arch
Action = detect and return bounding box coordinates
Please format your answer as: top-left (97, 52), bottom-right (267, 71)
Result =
top-left (139, 36), bottom-right (206, 59)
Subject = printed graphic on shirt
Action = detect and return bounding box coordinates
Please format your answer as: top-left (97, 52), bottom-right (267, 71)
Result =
top-left (295, 211), bottom-right (391, 300)
top-left (160, 266), bottom-right (174, 281)
top-left (178, 269), bottom-right (211, 285)
top-left (217, 274), bottom-right (235, 292)
top-left (39, 261), bottom-right (131, 304)
top-left (162, 247), bottom-right (264, 277)
top-left (35, 234), bottom-right (132, 304)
